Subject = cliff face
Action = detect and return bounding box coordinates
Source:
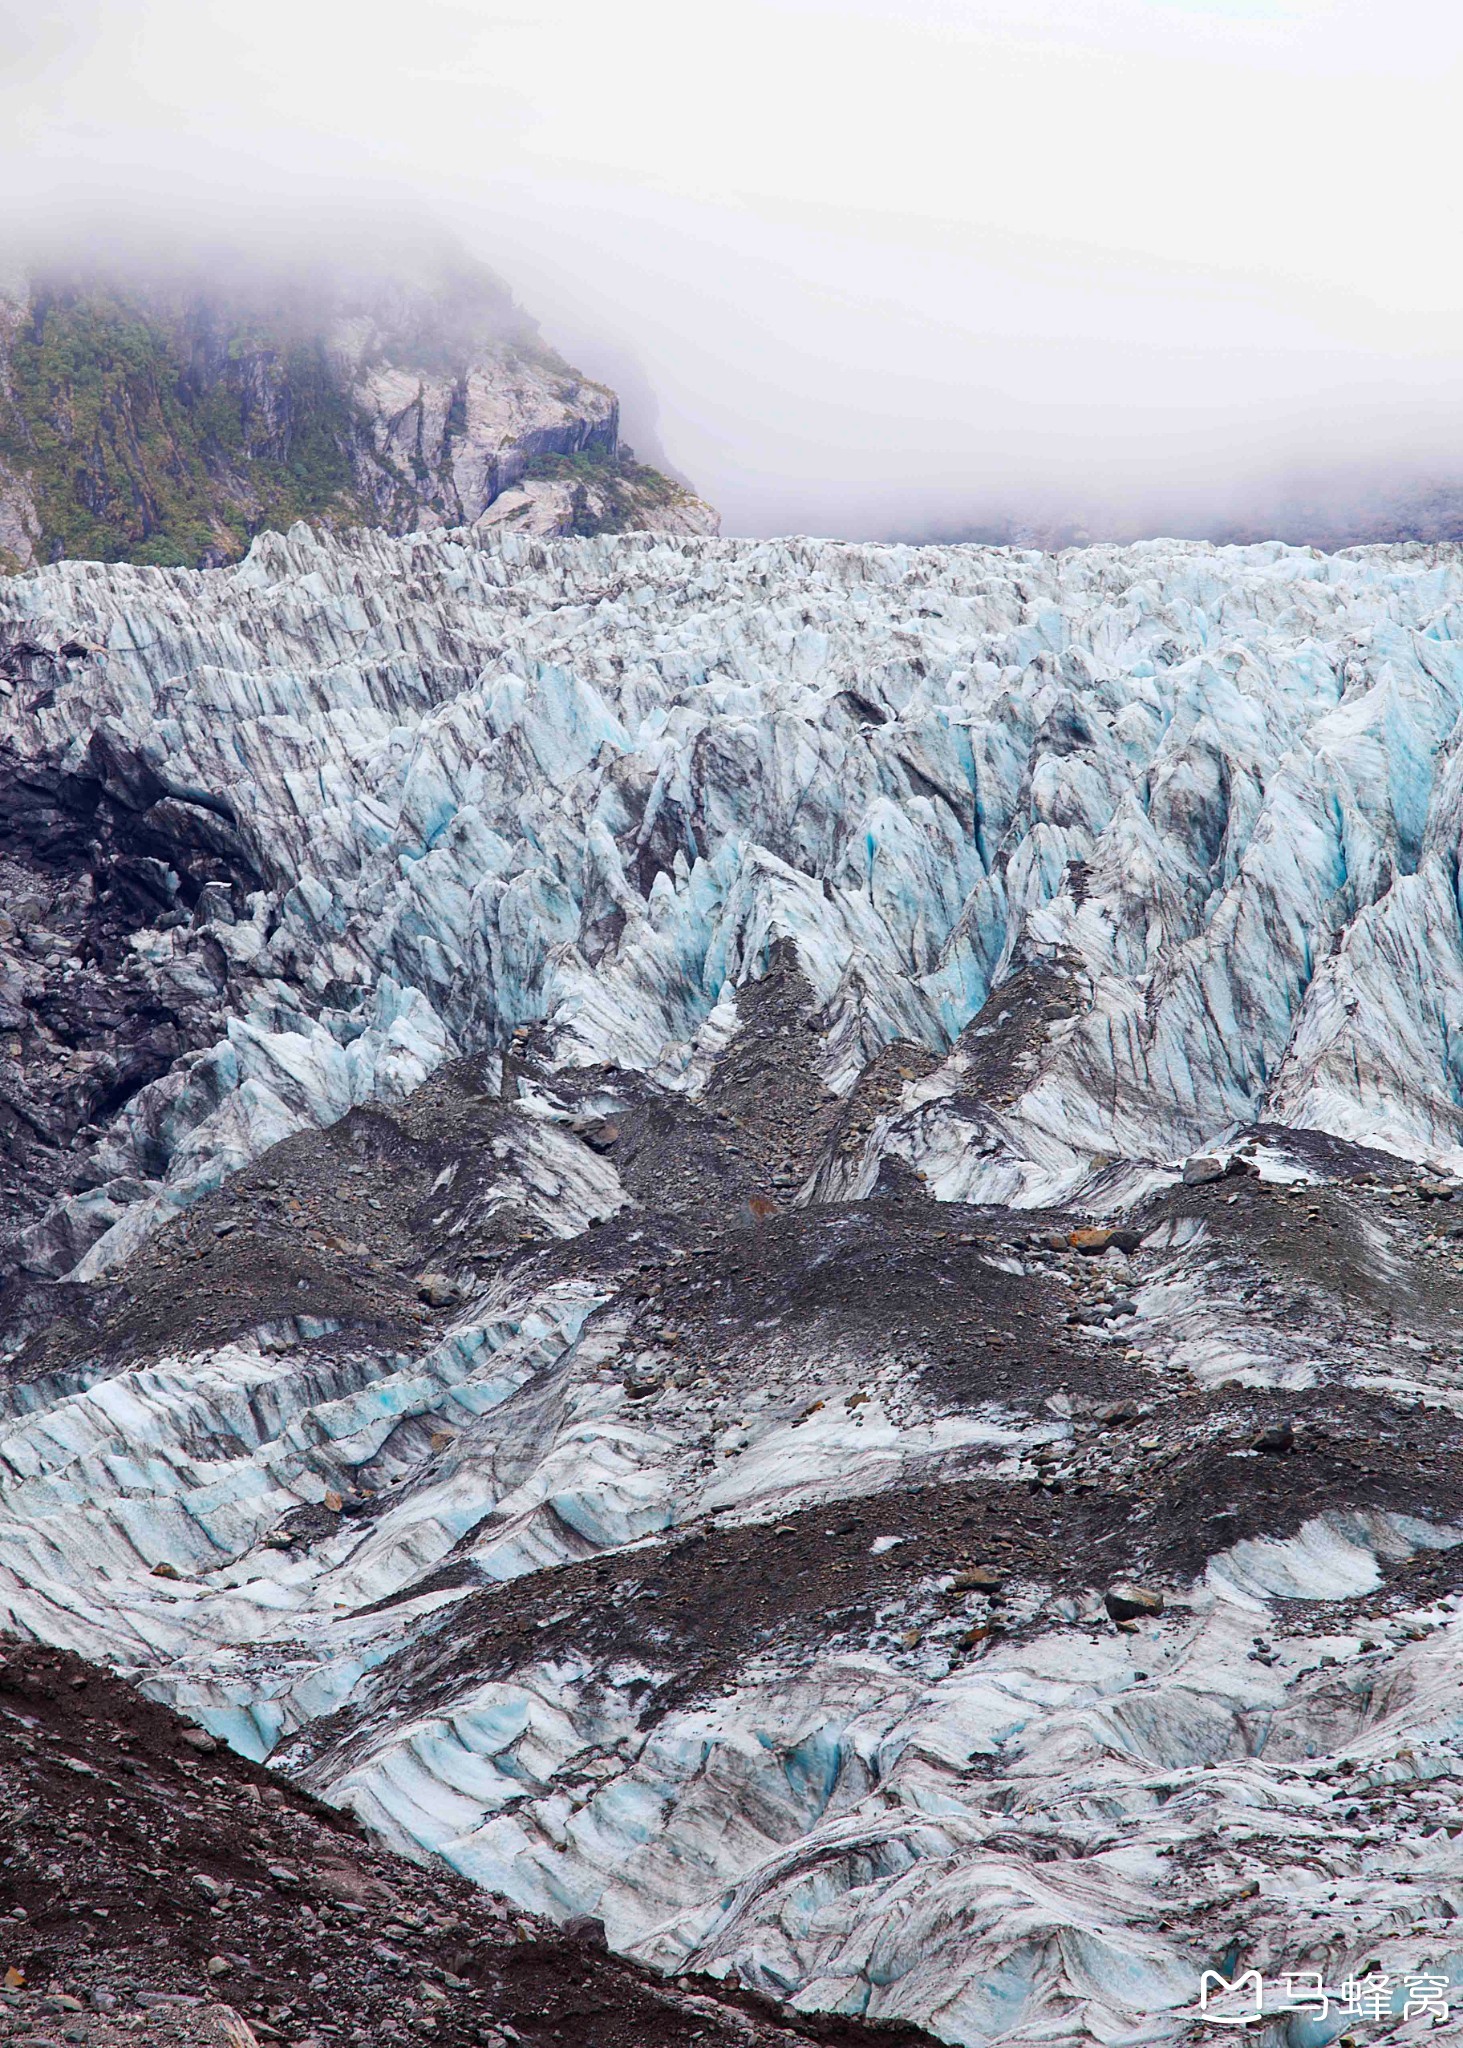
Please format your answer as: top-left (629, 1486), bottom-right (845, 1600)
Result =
top-left (0, 252), bottom-right (715, 568)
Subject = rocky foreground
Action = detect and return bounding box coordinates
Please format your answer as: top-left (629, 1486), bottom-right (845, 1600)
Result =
top-left (0, 1632), bottom-right (928, 2047)
top-left (2, 528), bottom-right (1463, 2043)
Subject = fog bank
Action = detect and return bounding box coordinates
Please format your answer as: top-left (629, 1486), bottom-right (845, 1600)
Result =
top-left (3, 0), bottom-right (1460, 542)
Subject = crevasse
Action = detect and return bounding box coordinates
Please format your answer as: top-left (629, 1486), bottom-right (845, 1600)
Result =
top-left (7, 527), bottom-right (1463, 1274)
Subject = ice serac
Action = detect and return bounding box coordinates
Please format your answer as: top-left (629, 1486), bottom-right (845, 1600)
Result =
top-left (7, 530), bottom-right (1463, 1238)
top-left (5, 528), bottom-right (1463, 2046)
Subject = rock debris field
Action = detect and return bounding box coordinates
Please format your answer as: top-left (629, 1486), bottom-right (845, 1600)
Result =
top-left (0, 1633), bottom-right (925, 2048)
top-left (3, 525), bottom-right (1463, 2044)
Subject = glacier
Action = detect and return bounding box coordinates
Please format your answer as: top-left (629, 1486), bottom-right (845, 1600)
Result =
top-left (4, 524), bottom-right (1463, 2045)
top-left (8, 524), bottom-right (1463, 1260)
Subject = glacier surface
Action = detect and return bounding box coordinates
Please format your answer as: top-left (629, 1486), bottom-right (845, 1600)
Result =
top-left (9, 525), bottom-right (1463, 1252)
top-left (5, 525), bottom-right (1463, 2045)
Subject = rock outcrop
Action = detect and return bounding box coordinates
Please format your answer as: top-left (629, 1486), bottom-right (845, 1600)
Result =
top-left (0, 249), bottom-right (716, 570)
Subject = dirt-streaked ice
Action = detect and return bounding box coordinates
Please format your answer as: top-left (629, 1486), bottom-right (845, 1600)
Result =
top-left (6, 526), bottom-right (1463, 2043)
top-left (8, 529), bottom-right (1463, 1273)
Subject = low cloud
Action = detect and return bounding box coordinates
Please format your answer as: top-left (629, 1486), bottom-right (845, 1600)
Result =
top-left (3, 0), bottom-right (1460, 542)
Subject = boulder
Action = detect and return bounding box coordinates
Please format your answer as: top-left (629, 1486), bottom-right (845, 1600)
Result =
top-left (952, 1565), bottom-right (1005, 1595)
top-left (1068, 1226), bottom-right (1116, 1253)
top-left (1181, 1156), bottom-right (1225, 1186)
top-left (1068, 1226), bottom-right (1142, 1255)
top-left (1254, 1421), bottom-right (1294, 1455)
top-left (1104, 1582), bottom-right (1165, 1621)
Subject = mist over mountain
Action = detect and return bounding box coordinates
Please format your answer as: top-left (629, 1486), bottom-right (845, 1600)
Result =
top-left (905, 472), bottom-right (1463, 553)
top-left (4, 1), bottom-right (1462, 552)
top-left (0, 229), bottom-right (716, 571)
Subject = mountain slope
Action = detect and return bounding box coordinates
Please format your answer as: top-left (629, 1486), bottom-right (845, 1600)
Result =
top-left (2, 528), bottom-right (1463, 2042)
top-left (0, 253), bottom-right (715, 570)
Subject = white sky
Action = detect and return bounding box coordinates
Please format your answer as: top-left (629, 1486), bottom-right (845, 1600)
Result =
top-left (4, 0), bottom-right (1462, 535)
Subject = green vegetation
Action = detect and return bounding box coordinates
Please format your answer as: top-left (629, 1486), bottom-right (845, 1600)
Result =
top-left (0, 287), bottom-right (374, 567)
top-left (0, 262), bottom-right (686, 568)
top-left (521, 447), bottom-right (692, 536)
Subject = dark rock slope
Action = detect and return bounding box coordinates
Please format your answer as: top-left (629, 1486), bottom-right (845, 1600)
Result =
top-left (0, 1633), bottom-right (930, 2048)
